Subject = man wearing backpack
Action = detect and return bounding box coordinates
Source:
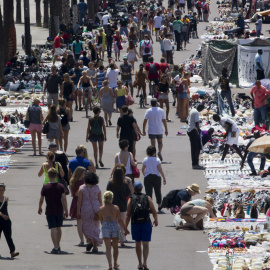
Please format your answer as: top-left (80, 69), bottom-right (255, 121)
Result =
top-left (173, 16), bottom-right (184, 51)
top-left (140, 35), bottom-right (153, 66)
top-left (145, 57), bottom-right (160, 95)
top-left (180, 15), bottom-right (190, 49)
top-left (126, 181), bottom-right (158, 270)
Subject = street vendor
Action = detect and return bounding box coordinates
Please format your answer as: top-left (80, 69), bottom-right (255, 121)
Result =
top-left (240, 130), bottom-right (265, 176)
top-left (213, 114), bottom-right (244, 162)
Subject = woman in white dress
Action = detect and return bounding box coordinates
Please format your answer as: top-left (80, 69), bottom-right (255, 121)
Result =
top-left (127, 40), bottom-right (140, 71)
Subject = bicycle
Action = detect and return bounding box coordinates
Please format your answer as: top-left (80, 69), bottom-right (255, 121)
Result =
top-left (91, 87), bottom-right (99, 106)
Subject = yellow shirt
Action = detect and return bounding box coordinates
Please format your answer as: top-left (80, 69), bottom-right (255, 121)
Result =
top-left (181, 18), bottom-right (190, 24)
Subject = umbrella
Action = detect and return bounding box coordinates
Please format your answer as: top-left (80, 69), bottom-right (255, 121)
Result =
top-left (248, 135), bottom-right (270, 153)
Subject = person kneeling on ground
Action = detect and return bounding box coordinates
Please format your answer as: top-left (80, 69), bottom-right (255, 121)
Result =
top-left (177, 197), bottom-right (216, 230)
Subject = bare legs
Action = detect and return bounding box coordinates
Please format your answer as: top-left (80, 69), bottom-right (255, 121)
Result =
top-left (50, 227), bottom-right (62, 249)
top-left (104, 237), bottom-right (119, 269)
top-left (91, 142), bottom-right (104, 167)
top-left (136, 241), bottom-right (150, 268)
top-left (30, 130), bottom-right (42, 155)
top-left (59, 130), bottom-right (69, 152)
top-left (159, 99), bottom-right (170, 120)
top-left (77, 219), bottom-right (84, 243)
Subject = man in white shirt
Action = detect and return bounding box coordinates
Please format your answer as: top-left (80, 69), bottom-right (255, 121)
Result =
top-left (163, 34), bottom-right (173, 64)
top-left (143, 98), bottom-right (168, 161)
top-left (213, 114), bottom-right (243, 161)
top-left (102, 12), bottom-right (111, 30)
top-left (255, 15), bottom-right (262, 37)
top-left (187, 103), bottom-right (204, 169)
top-left (154, 12), bottom-right (163, 41)
top-left (254, 49), bottom-right (264, 80)
top-left (106, 63), bottom-right (119, 111)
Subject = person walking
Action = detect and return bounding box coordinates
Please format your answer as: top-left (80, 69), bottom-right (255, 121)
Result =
top-left (163, 34), bottom-right (174, 64)
top-left (142, 98), bottom-right (168, 162)
top-left (117, 106), bottom-right (139, 154)
top-left (57, 99), bottom-right (71, 152)
top-left (219, 68), bottom-right (235, 117)
top-left (154, 11), bottom-right (163, 41)
top-left (157, 74), bottom-right (170, 121)
top-left (96, 29), bottom-right (107, 60)
top-left (86, 106), bottom-right (107, 169)
top-left (73, 36), bottom-right (83, 61)
top-left (77, 0), bottom-right (88, 25)
top-left (140, 35), bottom-right (153, 66)
top-left (99, 80), bottom-right (114, 127)
top-left (127, 40), bottom-right (140, 71)
top-left (38, 151), bottom-right (65, 185)
top-left (44, 66), bottom-right (63, 108)
top-left (173, 16), bottom-right (184, 51)
top-left (134, 64), bottom-right (149, 104)
top-left (145, 57), bottom-right (160, 95)
top-left (105, 24), bottom-right (114, 58)
top-left (125, 181), bottom-right (158, 270)
top-left (142, 146), bottom-right (166, 211)
top-left (254, 49), bottom-right (265, 80)
top-left (115, 80), bottom-right (128, 115)
top-left (99, 191), bottom-right (129, 270)
top-left (213, 114), bottom-right (244, 161)
top-left (60, 73), bottom-right (75, 121)
top-left (77, 172), bottom-right (103, 253)
top-left (113, 30), bottom-right (123, 61)
top-left (43, 105), bottom-right (63, 147)
top-left (187, 103), bottom-right (205, 169)
top-left (120, 56), bottom-right (134, 97)
top-left (26, 98), bottom-right (43, 156)
top-left (0, 183), bottom-right (20, 258)
top-left (255, 14), bottom-right (262, 37)
top-left (69, 167), bottom-right (85, 246)
top-left (38, 168), bottom-right (68, 254)
top-left (70, 62), bottom-right (83, 111)
top-left (250, 80), bottom-right (270, 126)
top-left (107, 166), bottom-right (131, 246)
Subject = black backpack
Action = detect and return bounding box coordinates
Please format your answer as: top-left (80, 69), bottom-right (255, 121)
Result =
top-left (161, 189), bottom-right (180, 209)
top-left (131, 194), bottom-right (150, 224)
top-left (58, 107), bottom-right (69, 127)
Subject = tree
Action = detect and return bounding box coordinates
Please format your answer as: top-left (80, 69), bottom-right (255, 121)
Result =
top-left (0, 6), bottom-right (5, 86)
top-left (3, 0), bottom-right (16, 62)
top-left (49, 0), bottom-right (62, 38)
top-left (72, 0), bottom-right (78, 25)
top-left (43, 0), bottom-right (49, 28)
top-left (61, 0), bottom-right (71, 26)
top-left (16, 0), bottom-right (22, 24)
top-left (87, 0), bottom-right (99, 20)
top-left (35, 0), bottom-right (42, 27)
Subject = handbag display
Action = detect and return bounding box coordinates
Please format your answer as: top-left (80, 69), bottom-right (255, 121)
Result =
top-left (42, 121), bottom-right (49, 134)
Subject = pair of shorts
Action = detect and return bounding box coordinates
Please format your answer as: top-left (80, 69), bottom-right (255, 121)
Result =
top-left (54, 47), bottom-right (65, 56)
top-left (179, 3), bottom-right (185, 7)
top-left (83, 87), bottom-right (92, 98)
top-left (89, 134), bottom-right (104, 143)
top-left (47, 93), bottom-right (59, 105)
top-left (47, 129), bottom-right (60, 140)
top-left (29, 123), bottom-right (43, 133)
top-left (75, 85), bottom-right (82, 92)
top-left (180, 203), bottom-right (194, 215)
top-left (177, 92), bottom-right (188, 99)
top-left (155, 28), bottom-right (160, 31)
top-left (131, 222), bottom-right (152, 242)
top-left (46, 215), bottom-right (63, 229)
top-left (180, 32), bottom-right (188, 41)
top-left (158, 93), bottom-right (169, 100)
top-left (63, 95), bottom-right (72, 102)
top-left (149, 134), bottom-right (163, 139)
top-left (143, 54), bottom-right (150, 62)
top-left (62, 123), bottom-right (70, 131)
top-left (121, 79), bottom-right (132, 85)
top-left (150, 78), bottom-right (159, 86)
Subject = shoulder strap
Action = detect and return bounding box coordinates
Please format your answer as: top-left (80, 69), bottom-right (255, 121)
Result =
top-left (0, 196), bottom-right (6, 211)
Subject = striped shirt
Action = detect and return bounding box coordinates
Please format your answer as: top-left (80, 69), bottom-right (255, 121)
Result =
top-left (97, 71), bottom-right (106, 91)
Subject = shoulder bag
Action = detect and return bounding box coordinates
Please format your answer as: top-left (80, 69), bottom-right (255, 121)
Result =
top-left (42, 121), bottom-right (49, 134)
top-left (130, 153), bottom-right (140, 178)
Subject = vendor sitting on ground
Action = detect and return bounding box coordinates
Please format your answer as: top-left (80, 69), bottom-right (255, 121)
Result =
top-left (213, 114), bottom-right (243, 162)
top-left (177, 197), bottom-right (216, 230)
top-left (240, 130), bottom-right (265, 176)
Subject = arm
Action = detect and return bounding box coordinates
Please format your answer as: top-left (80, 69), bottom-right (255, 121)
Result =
top-left (142, 118), bottom-right (148, 135)
top-left (102, 120), bottom-right (107, 141)
top-left (116, 125), bottom-right (120, 139)
top-left (129, 152), bottom-right (137, 166)
top-left (43, 82), bottom-right (48, 95)
top-left (132, 122), bottom-right (139, 141)
top-left (86, 119), bottom-right (90, 142)
top-left (40, 108), bottom-right (44, 122)
top-left (68, 168), bottom-right (72, 181)
top-left (59, 121), bottom-right (64, 139)
top-left (58, 163), bottom-right (65, 178)
top-left (257, 62), bottom-right (264, 70)
top-left (162, 119), bottom-right (168, 136)
top-left (60, 82), bottom-right (64, 97)
top-left (38, 164), bottom-right (44, 177)
top-left (62, 193), bottom-right (68, 218)
top-left (125, 198), bottom-right (131, 228)
top-left (116, 206), bottom-right (129, 235)
top-left (157, 164), bottom-right (166, 185)
top-left (42, 115), bottom-right (48, 124)
top-left (77, 189), bottom-right (82, 219)
top-left (149, 196), bottom-right (158, 226)
top-left (142, 164), bottom-right (146, 175)
top-left (38, 196), bottom-right (44, 214)
top-left (98, 190), bottom-right (103, 206)
top-left (206, 202), bottom-right (216, 218)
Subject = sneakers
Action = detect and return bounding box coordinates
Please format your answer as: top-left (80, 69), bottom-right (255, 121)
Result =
top-left (108, 119), bottom-right (112, 126)
top-left (158, 152), bottom-right (163, 162)
top-left (11, 251), bottom-right (19, 258)
top-left (249, 171), bottom-right (257, 176)
top-left (192, 165), bottom-right (205, 170)
top-left (51, 248), bottom-right (59, 254)
top-left (86, 243), bottom-right (93, 252)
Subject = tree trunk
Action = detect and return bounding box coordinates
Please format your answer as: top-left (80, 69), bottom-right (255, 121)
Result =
top-left (24, 0), bottom-right (31, 55)
top-left (43, 0), bottom-right (49, 28)
top-left (72, 0), bottom-right (78, 25)
top-left (61, 0), bottom-right (71, 26)
top-left (87, 0), bottom-right (95, 19)
top-left (4, 0), bottom-right (16, 62)
top-left (16, 0), bottom-right (22, 24)
top-left (49, 0), bottom-right (62, 38)
top-left (35, 0), bottom-right (42, 27)
top-left (0, 6), bottom-right (5, 86)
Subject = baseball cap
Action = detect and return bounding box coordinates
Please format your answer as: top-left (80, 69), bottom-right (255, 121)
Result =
top-left (48, 142), bottom-right (57, 149)
top-left (123, 55), bottom-right (128, 60)
top-left (134, 181), bottom-right (143, 190)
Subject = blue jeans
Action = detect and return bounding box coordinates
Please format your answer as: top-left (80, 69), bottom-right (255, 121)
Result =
top-left (221, 90), bottom-right (235, 117)
top-left (254, 105), bottom-right (266, 126)
top-left (79, 11), bottom-right (87, 25)
top-left (247, 152), bottom-right (266, 173)
top-left (120, 26), bottom-right (128, 37)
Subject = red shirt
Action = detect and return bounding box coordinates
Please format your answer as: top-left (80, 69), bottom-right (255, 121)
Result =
top-left (145, 62), bottom-right (160, 80)
top-left (159, 63), bottom-right (170, 74)
top-left (251, 85), bottom-right (270, 108)
top-left (54, 36), bottom-right (61, 48)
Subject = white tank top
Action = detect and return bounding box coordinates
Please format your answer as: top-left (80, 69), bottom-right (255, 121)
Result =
top-left (118, 153), bottom-right (132, 175)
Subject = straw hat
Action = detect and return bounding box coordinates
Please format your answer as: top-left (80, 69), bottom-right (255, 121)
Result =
top-left (187, 183), bottom-right (201, 194)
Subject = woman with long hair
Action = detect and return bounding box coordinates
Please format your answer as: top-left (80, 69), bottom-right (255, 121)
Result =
top-left (81, 145), bottom-right (96, 173)
top-left (106, 166), bottom-right (131, 246)
top-left (38, 151), bottom-right (65, 185)
top-left (88, 42), bottom-right (98, 62)
top-left (99, 80), bottom-right (114, 127)
top-left (69, 166), bottom-right (85, 246)
top-left (114, 80), bottom-right (128, 115)
top-left (128, 27), bottom-right (138, 46)
top-left (43, 105), bottom-right (63, 147)
top-left (134, 64), bottom-right (149, 104)
top-left (127, 40), bottom-right (140, 71)
top-left (60, 73), bottom-right (75, 121)
top-left (99, 191), bottom-right (129, 270)
top-left (77, 172), bottom-right (102, 252)
top-left (57, 99), bottom-right (71, 152)
top-left (113, 30), bottom-right (122, 61)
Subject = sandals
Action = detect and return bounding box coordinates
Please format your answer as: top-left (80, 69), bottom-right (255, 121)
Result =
top-left (143, 265), bottom-right (149, 270)
top-left (92, 248), bottom-right (98, 253)
top-left (86, 243), bottom-right (93, 252)
top-left (114, 263), bottom-right (120, 269)
top-left (99, 159), bottom-right (104, 167)
top-left (166, 119), bottom-right (171, 122)
top-left (138, 266), bottom-right (144, 270)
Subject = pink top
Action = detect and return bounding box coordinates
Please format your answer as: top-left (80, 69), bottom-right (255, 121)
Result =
top-left (250, 85), bottom-right (270, 108)
top-left (267, 208), bottom-right (270, 217)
